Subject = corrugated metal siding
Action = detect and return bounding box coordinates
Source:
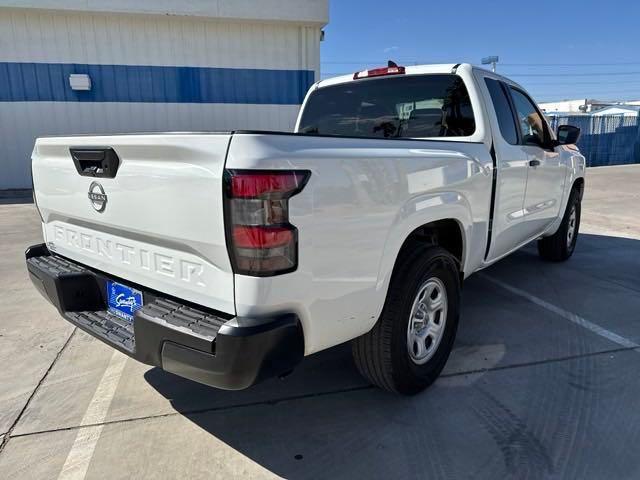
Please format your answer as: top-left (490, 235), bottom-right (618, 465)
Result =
top-left (0, 62), bottom-right (314, 104)
top-left (0, 9), bottom-right (320, 70)
top-left (0, 8), bottom-right (321, 189)
top-left (549, 115), bottom-right (640, 166)
top-left (0, 0), bottom-right (329, 25)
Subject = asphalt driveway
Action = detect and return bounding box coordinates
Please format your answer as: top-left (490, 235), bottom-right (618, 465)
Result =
top-left (1, 165), bottom-right (639, 479)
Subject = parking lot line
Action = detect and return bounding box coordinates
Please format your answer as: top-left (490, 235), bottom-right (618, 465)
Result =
top-left (58, 350), bottom-right (128, 480)
top-left (481, 274), bottom-right (639, 349)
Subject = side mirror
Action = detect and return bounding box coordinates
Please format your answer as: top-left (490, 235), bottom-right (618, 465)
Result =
top-left (557, 125), bottom-right (580, 145)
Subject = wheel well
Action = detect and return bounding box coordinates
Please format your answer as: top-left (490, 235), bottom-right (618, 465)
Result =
top-left (573, 177), bottom-right (585, 201)
top-left (399, 219), bottom-right (464, 272)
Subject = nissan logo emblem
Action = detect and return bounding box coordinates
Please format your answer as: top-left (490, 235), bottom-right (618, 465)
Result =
top-left (88, 181), bottom-right (107, 212)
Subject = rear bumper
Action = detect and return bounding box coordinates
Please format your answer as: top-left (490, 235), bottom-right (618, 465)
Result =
top-left (25, 244), bottom-right (304, 390)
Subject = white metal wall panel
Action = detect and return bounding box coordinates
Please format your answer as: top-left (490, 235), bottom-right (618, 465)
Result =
top-left (0, 8), bottom-right (322, 189)
top-left (0, 0), bottom-right (329, 25)
top-left (0, 10), bottom-right (320, 70)
top-left (0, 103), bottom-right (302, 188)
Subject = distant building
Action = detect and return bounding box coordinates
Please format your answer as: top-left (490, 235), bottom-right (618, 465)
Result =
top-left (591, 105), bottom-right (640, 117)
top-left (539, 99), bottom-right (590, 114)
top-left (539, 99), bottom-right (620, 115)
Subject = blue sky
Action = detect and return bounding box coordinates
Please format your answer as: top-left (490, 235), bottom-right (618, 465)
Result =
top-left (321, 1), bottom-right (640, 102)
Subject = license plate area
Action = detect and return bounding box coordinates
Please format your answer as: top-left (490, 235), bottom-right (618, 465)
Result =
top-left (107, 280), bottom-right (144, 322)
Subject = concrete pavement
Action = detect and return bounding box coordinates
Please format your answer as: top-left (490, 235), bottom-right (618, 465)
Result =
top-left (1, 165), bottom-right (639, 479)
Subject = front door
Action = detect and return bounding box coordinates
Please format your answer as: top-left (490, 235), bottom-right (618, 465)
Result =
top-left (509, 87), bottom-right (566, 237)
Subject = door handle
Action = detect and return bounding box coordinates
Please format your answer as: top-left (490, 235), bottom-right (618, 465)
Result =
top-left (529, 159), bottom-right (541, 167)
top-left (70, 147), bottom-right (120, 178)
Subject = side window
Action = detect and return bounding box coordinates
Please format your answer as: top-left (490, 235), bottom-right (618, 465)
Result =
top-left (509, 87), bottom-right (549, 147)
top-left (485, 78), bottom-right (518, 145)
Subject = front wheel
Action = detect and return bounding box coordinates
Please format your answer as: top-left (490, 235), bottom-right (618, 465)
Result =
top-left (538, 187), bottom-right (581, 262)
top-left (352, 246), bottom-right (460, 395)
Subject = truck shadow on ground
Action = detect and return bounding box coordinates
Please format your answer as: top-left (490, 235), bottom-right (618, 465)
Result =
top-left (145, 233), bottom-right (640, 479)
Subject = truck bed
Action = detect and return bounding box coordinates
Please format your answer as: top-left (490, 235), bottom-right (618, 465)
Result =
top-left (32, 130), bottom-right (492, 353)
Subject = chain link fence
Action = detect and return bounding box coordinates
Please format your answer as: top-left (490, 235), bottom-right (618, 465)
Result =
top-left (548, 114), bottom-right (640, 167)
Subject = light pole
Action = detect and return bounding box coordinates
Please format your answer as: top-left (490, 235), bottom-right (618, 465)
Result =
top-left (481, 56), bottom-right (499, 73)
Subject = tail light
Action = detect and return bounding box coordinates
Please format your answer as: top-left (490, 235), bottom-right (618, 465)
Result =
top-left (353, 61), bottom-right (406, 80)
top-left (224, 170), bottom-right (311, 276)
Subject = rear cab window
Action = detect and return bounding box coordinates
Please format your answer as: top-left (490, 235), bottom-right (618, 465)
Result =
top-left (298, 74), bottom-right (476, 139)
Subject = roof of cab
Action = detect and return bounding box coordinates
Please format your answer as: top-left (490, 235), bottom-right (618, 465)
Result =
top-left (316, 63), bottom-right (467, 89)
top-left (314, 62), bottom-right (525, 92)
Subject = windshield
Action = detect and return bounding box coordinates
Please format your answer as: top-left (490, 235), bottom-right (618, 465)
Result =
top-left (298, 74), bottom-right (475, 139)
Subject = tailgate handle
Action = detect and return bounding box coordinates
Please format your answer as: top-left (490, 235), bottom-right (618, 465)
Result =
top-left (70, 147), bottom-right (120, 178)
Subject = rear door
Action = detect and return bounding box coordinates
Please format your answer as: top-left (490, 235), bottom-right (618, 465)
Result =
top-left (32, 133), bottom-right (235, 314)
top-left (508, 87), bottom-right (566, 236)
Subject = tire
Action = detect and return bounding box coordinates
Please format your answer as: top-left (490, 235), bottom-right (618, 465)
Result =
top-left (352, 245), bottom-right (460, 395)
top-left (537, 187), bottom-right (581, 262)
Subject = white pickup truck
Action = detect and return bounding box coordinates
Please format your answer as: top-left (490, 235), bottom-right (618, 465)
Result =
top-left (26, 63), bottom-right (585, 395)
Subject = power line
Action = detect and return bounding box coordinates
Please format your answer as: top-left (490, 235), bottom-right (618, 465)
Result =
top-left (527, 85), bottom-right (640, 91)
top-left (540, 97), bottom-right (640, 102)
top-left (319, 65), bottom-right (640, 97)
top-left (532, 90), bottom-right (640, 96)
top-left (530, 91), bottom-right (640, 100)
top-left (321, 71), bottom-right (640, 78)
top-left (322, 60), bottom-right (640, 67)
top-left (508, 71), bottom-right (640, 77)
top-left (501, 62), bottom-right (640, 66)
top-left (520, 79), bottom-right (640, 86)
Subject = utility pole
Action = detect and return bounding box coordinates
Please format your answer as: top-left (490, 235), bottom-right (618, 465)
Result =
top-left (481, 56), bottom-right (499, 73)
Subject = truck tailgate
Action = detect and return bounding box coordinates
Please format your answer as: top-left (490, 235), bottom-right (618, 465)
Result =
top-left (31, 133), bottom-right (235, 314)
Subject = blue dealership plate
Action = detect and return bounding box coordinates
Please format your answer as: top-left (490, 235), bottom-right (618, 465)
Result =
top-left (107, 280), bottom-right (144, 322)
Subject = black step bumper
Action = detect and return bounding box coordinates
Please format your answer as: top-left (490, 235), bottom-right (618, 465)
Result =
top-left (25, 244), bottom-right (304, 390)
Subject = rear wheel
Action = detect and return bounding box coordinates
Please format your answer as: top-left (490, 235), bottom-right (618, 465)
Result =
top-left (537, 187), bottom-right (581, 261)
top-left (352, 246), bottom-right (460, 395)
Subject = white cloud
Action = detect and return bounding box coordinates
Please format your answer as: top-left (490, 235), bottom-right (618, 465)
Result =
top-left (383, 46), bottom-right (399, 53)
